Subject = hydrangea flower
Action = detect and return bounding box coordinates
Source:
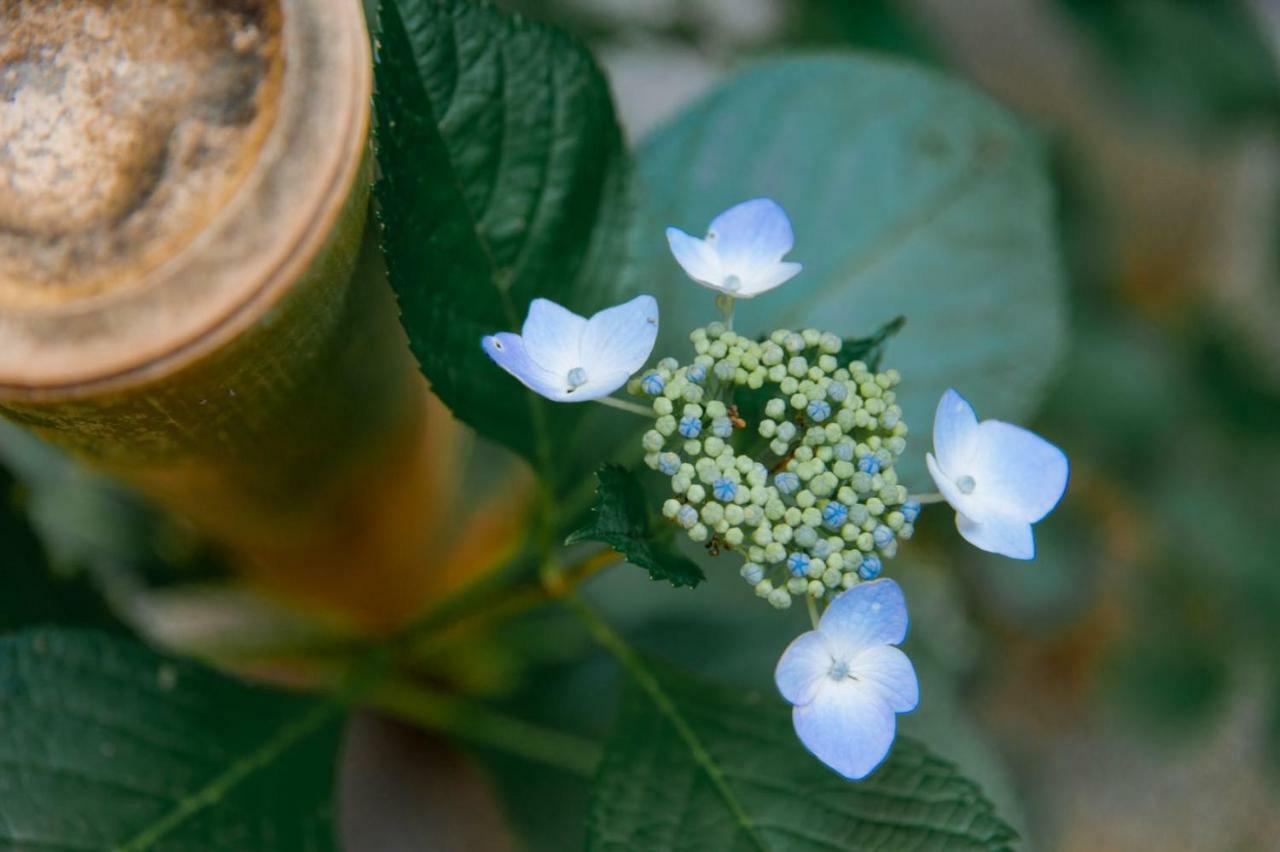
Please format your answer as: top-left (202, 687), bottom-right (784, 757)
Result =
top-left (926, 388), bottom-right (1069, 559)
top-left (666, 198), bottom-right (802, 298)
top-left (481, 296), bottom-right (658, 402)
top-left (775, 578), bottom-right (918, 779)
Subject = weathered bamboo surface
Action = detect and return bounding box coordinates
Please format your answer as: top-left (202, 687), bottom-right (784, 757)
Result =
top-left (0, 0), bottom-right (465, 632)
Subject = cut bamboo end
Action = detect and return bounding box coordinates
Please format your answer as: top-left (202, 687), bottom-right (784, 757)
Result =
top-left (0, 0), bottom-right (366, 395)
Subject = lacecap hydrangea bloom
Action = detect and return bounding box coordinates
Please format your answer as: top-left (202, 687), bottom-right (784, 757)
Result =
top-left (481, 296), bottom-right (658, 401)
top-left (927, 389), bottom-right (1068, 559)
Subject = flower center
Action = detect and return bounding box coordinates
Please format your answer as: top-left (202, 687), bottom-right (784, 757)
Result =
top-left (566, 367), bottom-right (588, 391)
top-left (722, 273), bottom-right (742, 293)
top-left (828, 659), bottom-right (852, 681)
top-left (956, 474), bottom-right (976, 494)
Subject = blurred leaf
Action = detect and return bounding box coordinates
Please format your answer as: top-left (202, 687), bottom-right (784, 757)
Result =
top-left (636, 55), bottom-right (1067, 485)
top-left (373, 0), bottom-right (633, 471)
top-left (838, 315), bottom-right (906, 372)
top-left (1058, 0), bottom-right (1280, 132)
top-left (0, 629), bottom-right (342, 849)
top-left (785, 0), bottom-right (940, 62)
top-left (0, 467), bottom-right (120, 632)
top-left (588, 666), bottom-right (1018, 851)
top-left (567, 465), bottom-right (704, 588)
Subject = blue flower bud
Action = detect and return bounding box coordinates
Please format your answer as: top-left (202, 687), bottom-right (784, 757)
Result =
top-left (712, 477), bottom-right (737, 502)
top-left (821, 501), bottom-right (848, 529)
top-left (676, 505), bottom-right (698, 529)
top-left (740, 563), bottom-right (764, 584)
top-left (827, 381), bottom-right (848, 402)
top-left (834, 441), bottom-right (854, 462)
top-left (858, 554), bottom-right (882, 580)
top-left (901, 499), bottom-right (921, 523)
top-left (873, 524), bottom-right (894, 549)
top-left (686, 364), bottom-right (707, 384)
top-left (857, 456), bottom-right (881, 475)
top-left (658, 452), bottom-right (681, 476)
top-left (641, 372), bottom-right (665, 395)
top-left (787, 552), bottom-right (811, 577)
top-left (678, 416), bottom-right (702, 438)
top-left (806, 399), bottom-right (832, 422)
top-left (711, 416), bottom-right (734, 438)
top-left (775, 472), bottom-right (800, 495)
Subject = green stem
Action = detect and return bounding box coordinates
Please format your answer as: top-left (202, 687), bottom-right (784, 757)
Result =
top-left (908, 491), bottom-right (948, 505)
top-left (806, 593), bottom-right (820, 629)
top-left (372, 678), bottom-right (600, 777)
top-left (715, 293), bottom-right (735, 331)
top-left (595, 395), bottom-right (654, 418)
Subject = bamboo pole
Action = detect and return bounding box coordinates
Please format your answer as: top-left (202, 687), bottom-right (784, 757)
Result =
top-left (0, 0), bottom-right (475, 633)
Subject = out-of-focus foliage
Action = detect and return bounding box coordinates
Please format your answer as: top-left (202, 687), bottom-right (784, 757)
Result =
top-left (0, 629), bottom-right (342, 850)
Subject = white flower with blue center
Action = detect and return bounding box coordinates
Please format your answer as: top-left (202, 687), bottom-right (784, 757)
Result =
top-left (775, 578), bottom-right (918, 779)
top-left (666, 198), bottom-right (803, 298)
top-left (481, 296), bottom-right (658, 402)
top-left (926, 388), bottom-right (1069, 560)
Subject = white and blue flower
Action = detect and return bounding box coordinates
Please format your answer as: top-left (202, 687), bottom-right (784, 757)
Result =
top-left (481, 296), bottom-right (658, 402)
top-left (775, 578), bottom-right (918, 780)
top-left (666, 198), bottom-right (802, 298)
top-left (926, 388), bottom-right (1069, 560)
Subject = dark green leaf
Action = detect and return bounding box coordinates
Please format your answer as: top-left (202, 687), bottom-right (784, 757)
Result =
top-left (636, 55), bottom-right (1066, 485)
top-left (838, 315), bottom-right (906, 372)
top-left (567, 465), bottom-right (704, 588)
top-left (373, 0), bottom-right (633, 467)
top-left (0, 629), bottom-right (342, 850)
top-left (589, 666), bottom-right (1018, 851)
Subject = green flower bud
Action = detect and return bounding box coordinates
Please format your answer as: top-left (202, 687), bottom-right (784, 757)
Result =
top-left (724, 527), bottom-right (744, 547)
top-left (764, 542), bottom-right (786, 563)
top-left (654, 397), bottom-right (674, 416)
top-left (662, 499), bottom-right (681, 518)
top-left (687, 484), bottom-right (706, 504)
top-left (788, 577), bottom-right (809, 594)
top-left (774, 524), bottom-right (793, 545)
top-left (656, 415), bottom-right (677, 436)
top-left (768, 588), bottom-right (792, 609)
top-left (796, 489), bottom-right (816, 509)
top-left (823, 568), bottom-right (842, 588)
top-left (700, 503), bottom-right (725, 525)
top-left (683, 439), bottom-right (702, 456)
top-left (642, 430), bottom-right (665, 452)
top-left (754, 579), bottom-right (773, 597)
top-left (856, 532), bottom-right (874, 551)
top-left (841, 573), bottom-right (859, 589)
top-left (807, 580), bottom-right (825, 597)
top-left (689, 523), bottom-right (709, 542)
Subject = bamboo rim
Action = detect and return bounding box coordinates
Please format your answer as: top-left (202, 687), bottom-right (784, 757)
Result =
top-left (0, 0), bottom-right (372, 399)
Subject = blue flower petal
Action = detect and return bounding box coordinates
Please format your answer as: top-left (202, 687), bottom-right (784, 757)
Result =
top-left (818, 578), bottom-right (908, 654)
top-left (955, 511), bottom-right (1035, 560)
top-left (792, 682), bottom-right (896, 780)
top-left (932, 388), bottom-right (980, 472)
top-left (522, 299), bottom-right (586, 374)
top-left (481, 333), bottom-right (572, 401)
top-left (850, 645), bottom-right (918, 713)
top-left (775, 630), bottom-right (833, 706)
top-left (970, 420), bottom-right (1069, 523)
top-left (707, 198), bottom-right (795, 272)
top-left (581, 294), bottom-right (660, 380)
top-left (666, 227), bottom-right (722, 285)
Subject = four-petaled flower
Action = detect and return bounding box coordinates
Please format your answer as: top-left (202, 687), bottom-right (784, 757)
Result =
top-left (926, 388), bottom-right (1069, 559)
top-left (481, 296), bottom-right (658, 402)
top-left (666, 198), bottom-right (803, 298)
top-left (775, 578), bottom-right (918, 779)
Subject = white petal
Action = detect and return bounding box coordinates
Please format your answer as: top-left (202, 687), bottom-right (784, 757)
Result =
top-left (956, 511), bottom-right (1035, 560)
top-left (666, 227), bottom-right (724, 288)
top-left (737, 261), bottom-right (803, 299)
top-left (968, 420), bottom-right (1069, 522)
top-left (566, 368), bottom-right (636, 402)
top-left (792, 681), bottom-right (896, 780)
top-left (818, 578), bottom-right (908, 656)
top-left (481, 333), bottom-right (576, 402)
top-left (775, 630), bottom-right (835, 707)
top-left (708, 198), bottom-right (795, 278)
top-left (581, 295), bottom-right (659, 377)
top-left (851, 645), bottom-right (918, 713)
top-left (521, 298), bottom-right (587, 375)
top-left (926, 452), bottom-right (989, 523)
top-left (932, 389), bottom-right (980, 472)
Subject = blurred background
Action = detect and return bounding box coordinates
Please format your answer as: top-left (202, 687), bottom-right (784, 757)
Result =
top-left (2, 1), bottom-right (1277, 850)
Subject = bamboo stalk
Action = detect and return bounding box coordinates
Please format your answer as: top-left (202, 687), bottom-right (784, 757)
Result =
top-left (0, 0), bottom-right (472, 633)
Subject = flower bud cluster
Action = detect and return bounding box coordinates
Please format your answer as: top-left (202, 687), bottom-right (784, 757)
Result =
top-left (628, 322), bottom-right (919, 610)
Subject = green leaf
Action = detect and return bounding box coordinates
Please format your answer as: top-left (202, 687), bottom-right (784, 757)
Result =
top-left (636, 55), bottom-right (1066, 484)
top-left (373, 0), bottom-right (633, 468)
top-left (0, 629), bottom-right (342, 850)
top-left (566, 465), bottom-right (704, 588)
top-left (588, 666), bottom-right (1018, 851)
